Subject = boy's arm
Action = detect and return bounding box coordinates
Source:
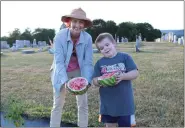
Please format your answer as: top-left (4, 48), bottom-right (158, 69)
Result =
top-left (116, 53), bottom-right (139, 84)
top-left (115, 69), bottom-right (139, 84)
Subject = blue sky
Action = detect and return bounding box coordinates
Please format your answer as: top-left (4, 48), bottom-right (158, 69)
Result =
top-left (1, 1), bottom-right (184, 36)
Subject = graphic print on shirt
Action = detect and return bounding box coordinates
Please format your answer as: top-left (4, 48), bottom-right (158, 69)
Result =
top-left (100, 63), bottom-right (126, 75)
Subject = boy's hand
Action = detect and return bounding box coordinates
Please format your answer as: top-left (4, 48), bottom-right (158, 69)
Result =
top-left (115, 72), bottom-right (126, 84)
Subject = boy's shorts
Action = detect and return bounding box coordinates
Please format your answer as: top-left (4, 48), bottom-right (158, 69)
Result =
top-left (99, 114), bottom-right (136, 127)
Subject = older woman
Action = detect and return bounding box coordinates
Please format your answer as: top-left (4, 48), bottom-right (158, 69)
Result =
top-left (50, 8), bottom-right (94, 127)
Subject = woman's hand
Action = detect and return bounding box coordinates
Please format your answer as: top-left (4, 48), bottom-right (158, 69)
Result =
top-left (93, 77), bottom-right (102, 87)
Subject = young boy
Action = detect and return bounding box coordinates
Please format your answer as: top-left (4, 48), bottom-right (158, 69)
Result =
top-left (92, 33), bottom-right (139, 127)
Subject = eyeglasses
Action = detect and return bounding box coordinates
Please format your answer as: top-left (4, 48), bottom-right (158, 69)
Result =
top-left (72, 47), bottom-right (77, 57)
top-left (72, 52), bottom-right (76, 57)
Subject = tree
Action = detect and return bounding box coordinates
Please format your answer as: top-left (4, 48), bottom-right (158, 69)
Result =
top-left (7, 28), bottom-right (21, 46)
top-left (105, 20), bottom-right (118, 39)
top-left (85, 19), bottom-right (107, 42)
top-left (32, 28), bottom-right (55, 44)
top-left (20, 28), bottom-right (33, 41)
top-left (136, 22), bottom-right (160, 41)
top-left (117, 22), bottom-right (138, 41)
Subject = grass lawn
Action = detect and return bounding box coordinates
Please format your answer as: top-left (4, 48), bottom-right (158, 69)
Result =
top-left (1, 42), bottom-right (184, 127)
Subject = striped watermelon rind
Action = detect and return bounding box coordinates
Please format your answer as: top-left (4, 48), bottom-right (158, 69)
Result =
top-left (98, 76), bottom-right (116, 87)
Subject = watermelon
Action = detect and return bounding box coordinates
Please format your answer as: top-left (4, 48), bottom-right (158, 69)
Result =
top-left (98, 72), bottom-right (117, 87)
top-left (67, 77), bottom-right (88, 95)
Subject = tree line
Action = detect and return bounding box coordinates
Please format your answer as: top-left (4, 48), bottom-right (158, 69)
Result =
top-left (1, 19), bottom-right (161, 46)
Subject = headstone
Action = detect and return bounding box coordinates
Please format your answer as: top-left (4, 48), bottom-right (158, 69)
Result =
top-left (155, 38), bottom-right (160, 42)
top-left (1, 41), bottom-right (10, 49)
top-left (11, 44), bottom-right (18, 52)
top-left (173, 35), bottom-right (177, 43)
top-left (165, 34), bottom-right (168, 41)
top-left (178, 38), bottom-right (183, 45)
top-left (121, 37), bottom-right (124, 43)
top-left (125, 38), bottom-right (128, 42)
top-left (144, 38), bottom-right (146, 42)
top-left (16, 40), bottom-right (24, 48)
top-left (33, 39), bottom-right (37, 47)
top-left (181, 36), bottom-right (184, 45)
top-left (93, 48), bottom-right (99, 53)
top-left (168, 32), bottom-right (173, 42)
top-left (38, 41), bottom-right (47, 47)
top-left (23, 40), bottom-right (31, 47)
top-left (117, 37), bottom-right (119, 43)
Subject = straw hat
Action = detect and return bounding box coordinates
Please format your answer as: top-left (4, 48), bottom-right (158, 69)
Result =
top-left (61, 8), bottom-right (92, 28)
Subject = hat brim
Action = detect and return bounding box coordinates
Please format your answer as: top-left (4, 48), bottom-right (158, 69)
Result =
top-left (61, 15), bottom-right (92, 28)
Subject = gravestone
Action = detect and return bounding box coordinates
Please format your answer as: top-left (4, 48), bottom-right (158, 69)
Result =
top-left (181, 36), bottom-right (184, 45)
top-left (38, 41), bottom-right (47, 47)
top-left (168, 32), bottom-right (173, 42)
top-left (165, 34), bottom-right (168, 41)
top-left (1, 41), bottom-right (10, 49)
top-left (144, 38), bottom-right (146, 42)
top-left (24, 40), bottom-right (31, 47)
top-left (125, 38), bottom-right (128, 42)
top-left (33, 39), bottom-right (37, 48)
top-left (178, 38), bottom-right (183, 45)
top-left (155, 38), bottom-right (160, 42)
top-left (11, 44), bottom-right (18, 52)
top-left (173, 35), bottom-right (177, 43)
top-left (93, 49), bottom-right (99, 53)
top-left (117, 37), bottom-right (119, 43)
top-left (121, 37), bottom-right (124, 43)
top-left (16, 40), bottom-right (24, 48)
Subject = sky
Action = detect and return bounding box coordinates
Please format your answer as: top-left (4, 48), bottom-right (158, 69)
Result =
top-left (1, 1), bottom-right (184, 37)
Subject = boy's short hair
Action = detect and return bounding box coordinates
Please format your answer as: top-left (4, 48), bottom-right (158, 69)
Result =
top-left (95, 33), bottom-right (115, 50)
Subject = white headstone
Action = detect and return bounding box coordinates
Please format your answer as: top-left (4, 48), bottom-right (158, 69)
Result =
top-left (168, 32), bottom-right (173, 42)
top-left (178, 38), bottom-right (182, 45)
top-left (1, 41), bottom-right (10, 49)
top-left (38, 41), bottom-right (47, 47)
top-left (23, 40), bottom-right (31, 47)
top-left (121, 37), bottom-right (124, 43)
top-left (173, 35), bottom-right (177, 43)
top-left (33, 39), bottom-right (37, 47)
top-left (117, 37), bottom-right (119, 43)
top-left (11, 44), bottom-right (18, 51)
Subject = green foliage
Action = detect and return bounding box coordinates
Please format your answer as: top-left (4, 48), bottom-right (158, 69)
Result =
top-left (5, 95), bottom-right (25, 127)
top-left (117, 22), bottom-right (138, 41)
top-left (20, 28), bottom-right (33, 41)
top-left (32, 28), bottom-right (55, 44)
top-left (1, 20), bottom-right (161, 45)
top-left (1, 28), bottom-right (55, 47)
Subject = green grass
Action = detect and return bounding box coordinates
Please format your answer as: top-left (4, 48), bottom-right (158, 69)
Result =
top-left (1, 42), bottom-right (184, 127)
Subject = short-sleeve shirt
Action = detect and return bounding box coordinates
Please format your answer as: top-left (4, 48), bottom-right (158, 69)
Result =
top-left (93, 52), bottom-right (138, 116)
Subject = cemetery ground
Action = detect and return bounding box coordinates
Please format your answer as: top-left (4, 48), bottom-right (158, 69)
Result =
top-left (1, 42), bottom-right (184, 127)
